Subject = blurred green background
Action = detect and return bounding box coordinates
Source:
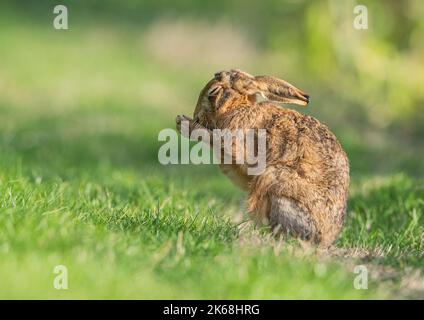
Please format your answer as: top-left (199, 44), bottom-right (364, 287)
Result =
top-left (1, 0), bottom-right (423, 176)
top-left (0, 0), bottom-right (423, 299)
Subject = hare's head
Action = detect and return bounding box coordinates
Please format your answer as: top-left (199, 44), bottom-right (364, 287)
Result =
top-left (193, 69), bottom-right (309, 128)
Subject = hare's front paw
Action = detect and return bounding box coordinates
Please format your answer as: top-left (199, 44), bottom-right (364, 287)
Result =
top-left (175, 114), bottom-right (193, 137)
top-left (176, 115), bottom-right (211, 140)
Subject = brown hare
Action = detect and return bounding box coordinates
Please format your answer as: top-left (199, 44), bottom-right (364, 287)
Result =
top-left (176, 69), bottom-right (349, 247)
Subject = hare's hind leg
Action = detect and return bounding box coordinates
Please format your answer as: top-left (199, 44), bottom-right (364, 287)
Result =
top-left (247, 193), bottom-right (317, 242)
top-left (246, 166), bottom-right (318, 242)
top-left (268, 196), bottom-right (317, 241)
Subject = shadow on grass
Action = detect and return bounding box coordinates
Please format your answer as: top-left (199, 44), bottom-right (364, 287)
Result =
top-left (338, 174), bottom-right (424, 270)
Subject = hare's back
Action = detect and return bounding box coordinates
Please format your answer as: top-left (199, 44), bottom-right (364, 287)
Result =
top-left (266, 108), bottom-right (349, 181)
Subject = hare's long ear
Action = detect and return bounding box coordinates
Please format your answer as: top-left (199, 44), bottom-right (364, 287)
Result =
top-left (252, 75), bottom-right (309, 106)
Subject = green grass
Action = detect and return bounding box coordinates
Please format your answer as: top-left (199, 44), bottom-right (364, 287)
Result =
top-left (0, 9), bottom-right (423, 299)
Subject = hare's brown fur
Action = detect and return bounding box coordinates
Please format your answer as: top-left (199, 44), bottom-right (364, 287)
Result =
top-left (176, 70), bottom-right (349, 247)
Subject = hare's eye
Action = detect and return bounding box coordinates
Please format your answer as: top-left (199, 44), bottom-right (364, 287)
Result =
top-left (207, 86), bottom-right (222, 99)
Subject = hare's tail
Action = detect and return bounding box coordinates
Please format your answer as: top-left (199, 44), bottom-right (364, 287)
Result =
top-left (268, 196), bottom-right (317, 241)
top-left (247, 164), bottom-right (341, 246)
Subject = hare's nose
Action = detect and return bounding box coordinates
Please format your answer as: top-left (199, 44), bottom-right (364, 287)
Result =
top-left (214, 71), bottom-right (231, 82)
top-left (214, 71), bottom-right (223, 80)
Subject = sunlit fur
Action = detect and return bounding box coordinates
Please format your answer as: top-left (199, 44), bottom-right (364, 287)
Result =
top-left (176, 70), bottom-right (349, 247)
